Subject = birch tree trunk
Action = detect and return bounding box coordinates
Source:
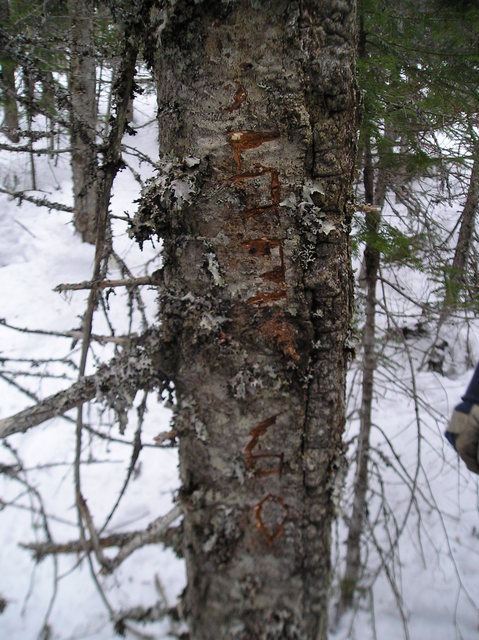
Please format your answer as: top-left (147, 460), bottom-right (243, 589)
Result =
top-left (139, 2), bottom-right (358, 637)
top-left (67, 0), bottom-right (98, 244)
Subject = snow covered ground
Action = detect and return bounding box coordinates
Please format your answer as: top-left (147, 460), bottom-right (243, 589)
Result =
top-left (0, 83), bottom-right (478, 640)
top-left (0, 88), bottom-right (185, 639)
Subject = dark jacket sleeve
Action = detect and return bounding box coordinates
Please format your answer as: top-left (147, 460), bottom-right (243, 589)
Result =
top-left (462, 362), bottom-right (479, 405)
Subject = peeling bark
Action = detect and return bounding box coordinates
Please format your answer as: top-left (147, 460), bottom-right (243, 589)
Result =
top-left (136, 1), bottom-right (359, 637)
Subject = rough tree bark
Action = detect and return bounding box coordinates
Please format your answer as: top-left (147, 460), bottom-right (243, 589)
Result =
top-left (133, 2), bottom-right (358, 637)
top-left (67, 0), bottom-right (99, 244)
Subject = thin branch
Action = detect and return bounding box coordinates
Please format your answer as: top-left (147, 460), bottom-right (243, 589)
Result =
top-left (0, 318), bottom-right (134, 344)
top-left (54, 275), bottom-right (159, 293)
top-left (0, 331), bottom-right (169, 439)
top-left (20, 506), bottom-right (182, 565)
top-left (0, 188), bottom-right (74, 212)
top-left (0, 143), bottom-right (72, 154)
top-left (107, 505), bottom-right (182, 571)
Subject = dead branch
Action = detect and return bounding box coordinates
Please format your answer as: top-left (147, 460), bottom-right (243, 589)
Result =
top-left (355, 203), bottom-right (381, 214)
top-left (113, 601), bottom-right (175, 635)
top-left (54, 275), bottom-right (159, 293)
top-left (0, 188), bottom-right (74, 212)
top-left (0, 318), bottom-right (135, 344)
top-left (20, 506), bottom-right (183, 564)
top-left (0, 331), bottom-right (170, 439)
top-left (108, 505), bottom-right (182, 571)
top-left (0, 143), bottom-right (72, 154)
top-left (0, 373), bottom-right (97, 438)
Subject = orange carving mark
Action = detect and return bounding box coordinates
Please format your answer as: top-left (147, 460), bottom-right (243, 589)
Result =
top-left (254, 494), bottom-right (289, 545)
top-left (247, 290), bottom-right (286, 306)
top-left (227, 130), bottom-right (280, 172)
top-left (230, 166), bottom-right (281, 222)
top-left (225, 84), bottom-right (248, 112)
top-left (270, 169), bottom-right (281, 206)
top-left (260, 319), bottom-right (300, 361)
top-left (245, 414), bottom-right (283, 478)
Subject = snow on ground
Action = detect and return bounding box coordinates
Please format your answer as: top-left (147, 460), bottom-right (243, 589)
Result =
top-left (0, 88), bottom-right (185, 639)
top-left (0, 83), bottom-right (478, 640)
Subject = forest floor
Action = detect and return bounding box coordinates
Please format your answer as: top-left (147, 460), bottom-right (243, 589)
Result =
top-left (0, 89), bottom-right (478, 640)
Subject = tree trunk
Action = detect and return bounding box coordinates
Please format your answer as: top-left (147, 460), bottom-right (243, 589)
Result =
top-left (67, 0), bottom-right (98, 244)
top-left (338, 128), bottom-right (385, 613)
top-left (0, 0), bottom-right (20, 142)
top-left (443, 139), bottom-right (479, 311)
top-left (143, 1), bottom-right (358, 637)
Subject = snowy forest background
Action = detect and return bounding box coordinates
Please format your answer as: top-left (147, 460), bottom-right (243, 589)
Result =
top-left (1, 0), bottom-right (479, 638)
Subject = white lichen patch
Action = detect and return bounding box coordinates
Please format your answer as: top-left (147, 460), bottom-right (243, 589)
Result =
top-left (170, 178), bottom-right (195, 207)
top-left (205, 251), bottom-right (224, 286)
top-left (318, 219), bottom-right (336, 235)
top-left (184, 156), bottom-right (201, 168)
top-left (279, 193), bottom-right (297, 209)
top-left (302, 179), bottom-right (325, 204)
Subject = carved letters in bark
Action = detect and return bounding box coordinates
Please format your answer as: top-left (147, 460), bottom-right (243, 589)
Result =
top-left (225, 105), bottom-right (297, 545)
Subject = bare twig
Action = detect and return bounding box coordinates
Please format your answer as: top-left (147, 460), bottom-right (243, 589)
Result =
top-left (20, 506), bottom-right (182, 564)
top-left (0, 188), bottom-right (74, 212)
top-left (0, 318), bottom-right (133, 344)
top-left (0, 331), bottom-right (169, 439)
top-left (54, 275), bottom-right (158, 293)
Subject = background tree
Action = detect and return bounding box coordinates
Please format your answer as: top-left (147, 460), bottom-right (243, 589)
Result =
top-left (67, 0), bottom-right (99, 243)
top-left (0, 0), bottom-right (19, 142)
top-left (337, 0), bottom-right (479, 619)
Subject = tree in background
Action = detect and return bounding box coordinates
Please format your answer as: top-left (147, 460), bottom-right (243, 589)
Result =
top-left (337, 0), bottom-right (479, 618)
top-left (67, 0), bottom-right (99, 244)
top-left (0, 0), bottom-right (19, 142)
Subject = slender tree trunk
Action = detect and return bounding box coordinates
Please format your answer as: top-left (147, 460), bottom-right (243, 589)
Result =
top-left (67, 0), bottom-right (98, 244)
top-left (23, 66), bottom-right (37, 189)
top-left (339, 130), bottom-right (385, 613)
top-left (0, 0), bottom-right (20, 142)
top-left (141, 1), bottom-right (358, 637)
top-left (443, 140), bottom-right (479, 312)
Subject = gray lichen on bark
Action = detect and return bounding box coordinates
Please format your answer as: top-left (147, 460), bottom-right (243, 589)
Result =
top-left (133, 1), bottom-right (359, 637)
